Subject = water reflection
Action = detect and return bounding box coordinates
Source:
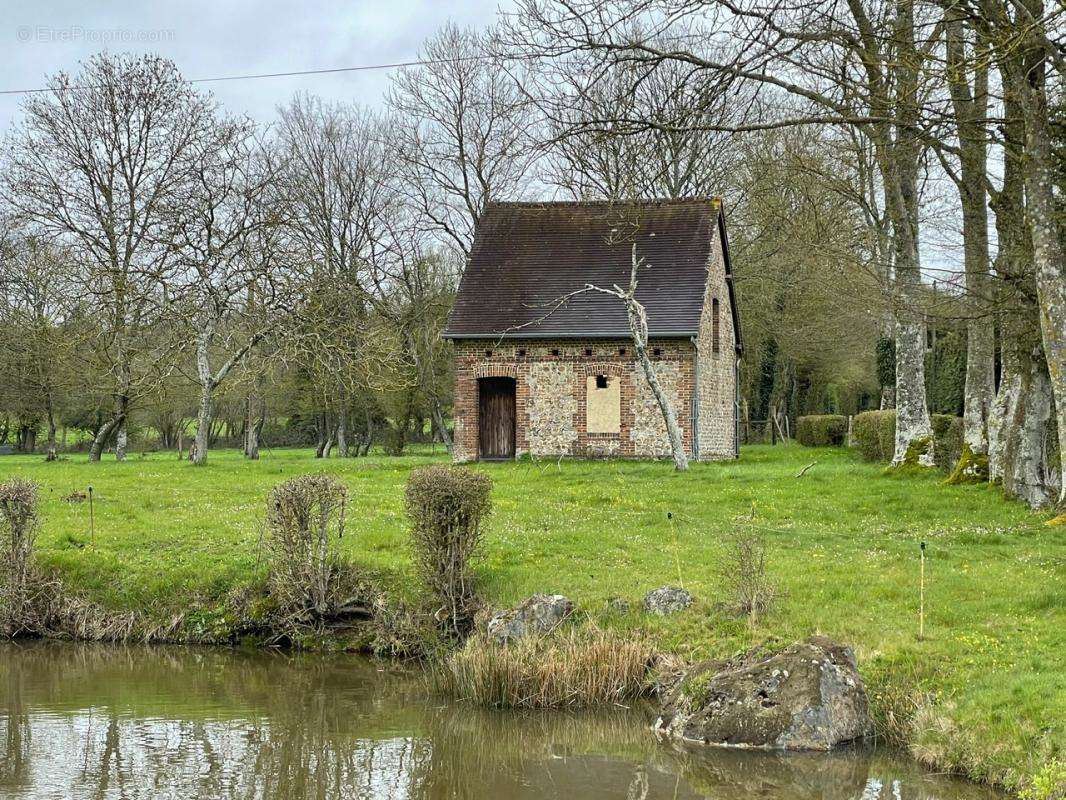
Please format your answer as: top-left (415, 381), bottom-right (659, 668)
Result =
top-left (0, 641), bottom-right (1002, 800)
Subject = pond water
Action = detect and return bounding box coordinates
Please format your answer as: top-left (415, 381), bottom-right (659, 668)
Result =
top-left (0, 641), bottom-right (1003, 800)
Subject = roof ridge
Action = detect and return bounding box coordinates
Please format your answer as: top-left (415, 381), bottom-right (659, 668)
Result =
top-left (485, 197), bottom-right (721, 209)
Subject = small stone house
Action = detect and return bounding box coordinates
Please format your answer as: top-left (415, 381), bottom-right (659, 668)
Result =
top-left (443, 198), bottom-right (742, 462)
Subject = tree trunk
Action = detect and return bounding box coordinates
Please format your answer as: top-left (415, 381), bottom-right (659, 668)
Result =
top-left (322, 421), bottom-right (335, 459)
top-left (115, 419), bottom-right (128, 461)
top-left (432, 399), bottom-right (453, 454)
top-left (17, 425), bottom-right (37, 453)
top-left (89, 419), bottom-right (116, 462)
top-left (44, 396), bottom-right (57, 461)
top-left (246, 415), bottom-right (263, 460)
top-left (1002, 346), bottom-right (1055, 508)
top-left (244, 395), bottom-right (264, 460)
top-left (1019, 72), bottom-right (1066, 505)
top-left (634, 338), bottom-right (688, 470)
top-left (337, 409), bottom-right (349, 457)
top-left (90, 395), bottom-right (127, 462)
top-left (361, 408), bottom-right (374, 456)
top-left (191, 331), bottom-right (214, 466)
top-left (192, 381), bottom-right (212, 466)
top-left (893, 317), bottom-right (933, 465)
top-left (945, 14), bottom-right (995, 459)
top-left (867, 0), bottom-right (933, 467)
top-left (315, 414), bottom-right (328, 458)
top-left (988, 359), bottom-right (1019, 484)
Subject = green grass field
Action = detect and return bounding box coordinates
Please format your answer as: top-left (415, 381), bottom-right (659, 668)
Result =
top-left (3, 444), bottom-right (1063, 793)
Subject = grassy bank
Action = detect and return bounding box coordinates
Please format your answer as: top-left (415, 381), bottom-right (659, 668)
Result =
top-left (3, 444), bottom-right (1063, 794)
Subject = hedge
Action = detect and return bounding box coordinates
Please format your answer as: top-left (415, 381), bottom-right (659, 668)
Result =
top-left (852, 410), bottom-right (896, 462)
top-left (796, 415), bottom-right (848, 447)
top-left (931, 414), bottom-right (964, 471)
top-left (852, 410), bottom-right (965, 469)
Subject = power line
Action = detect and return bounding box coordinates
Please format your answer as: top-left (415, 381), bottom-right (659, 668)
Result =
top-left (0, 55), bottom-right (492, 97)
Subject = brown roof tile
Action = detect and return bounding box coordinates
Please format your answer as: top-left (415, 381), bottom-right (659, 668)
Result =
top-left (444, 198), bottom-right (730, 340)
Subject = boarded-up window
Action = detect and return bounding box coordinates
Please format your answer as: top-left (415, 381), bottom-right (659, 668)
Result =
top-left (586, 375), bottom-right (620, 433)
top-left (712, 297), bottom-right (721, 354)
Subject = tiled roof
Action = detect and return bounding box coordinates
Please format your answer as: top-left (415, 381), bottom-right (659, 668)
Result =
top-left (443, 198), bottom-right (731, 340)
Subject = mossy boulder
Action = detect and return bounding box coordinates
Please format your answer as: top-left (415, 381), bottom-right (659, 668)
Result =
top-left (655, 636), bottom-right (873, 750)
top-left (643, 586), bottom-right (693, 615)
top-left (486, 594), bottom-right (574, 643)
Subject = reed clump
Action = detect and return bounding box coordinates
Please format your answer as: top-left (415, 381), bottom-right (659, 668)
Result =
top-left (436, 625), bottom-right (656, 708)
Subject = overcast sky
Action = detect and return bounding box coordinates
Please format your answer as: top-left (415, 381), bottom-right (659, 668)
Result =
top-left (0, 0), bottom-right (966, 270)
top-left (1, 0), bottom-right (506, 131)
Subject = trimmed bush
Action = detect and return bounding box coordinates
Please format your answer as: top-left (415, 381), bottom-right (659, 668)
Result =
top-left (266, 474), bottom-right (349, 626)
top-left (852, 410), bottom-right (896, 462)
top-left (0, 479), bottom-right (40, 637)
top-left (931, 414), bottom-right (964, 472)
top-left (796, 415), bottom-right (848, 447)
top-left (405, 465), bottom-right (492, 636)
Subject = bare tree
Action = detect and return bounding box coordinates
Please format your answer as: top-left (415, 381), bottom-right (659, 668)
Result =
top-left (167, 117), bottom-right (288, 465)
top-left (966, 0), bottom-right (1066, 505)
top-left (0, 233), bottom-right (75, 460)
top-left (387, 23), bottom-right (538, 256)
top-left (939, 9), bottom-right (996, 463)
top-left (1, 54), bottom-right (214, 461)
top-left (505, 0), bottom-right (939, 466)
top-left (528, 50), bottom-right (744, 201)
top-left (276, 96), bottom-right (410, 454)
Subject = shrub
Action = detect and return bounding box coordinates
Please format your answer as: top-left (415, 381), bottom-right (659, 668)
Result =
top-left (405, 465), bottom-right (492, 636)
top-left (719, 527), bottom-right (778, 625)
top-left (795, 415), bottom-right (848, 447)
top-left (931, 414), bottom-right (964, 472)
top-left (437, 626), bottom-right (655, 708)
top-left (266, 474), bottom-right (349, 626)
top-left (853, 410), bottom-right (896, 462)
top-left (0, 479), bottom-right (40, 637)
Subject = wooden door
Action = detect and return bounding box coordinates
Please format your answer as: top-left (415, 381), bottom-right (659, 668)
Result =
top-left (478, 377), bottom-right (516, 459)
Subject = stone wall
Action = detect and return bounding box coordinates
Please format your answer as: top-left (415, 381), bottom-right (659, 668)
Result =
top-left (526, 362), bottom-right (578, 456)
top-left (629, 361), bottom-right (684, 457)
top-left (451, 337), bottom-right (696, 462)
top-left (694, 223), bottom-right (739, 460)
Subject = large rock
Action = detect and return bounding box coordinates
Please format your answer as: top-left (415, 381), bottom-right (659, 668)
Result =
top-left (486, 594), bottom-right (574, 643)
top-left (643, 586), bottom-right (692, 615)
top-left (655, 636), bottom-right (873, 750)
